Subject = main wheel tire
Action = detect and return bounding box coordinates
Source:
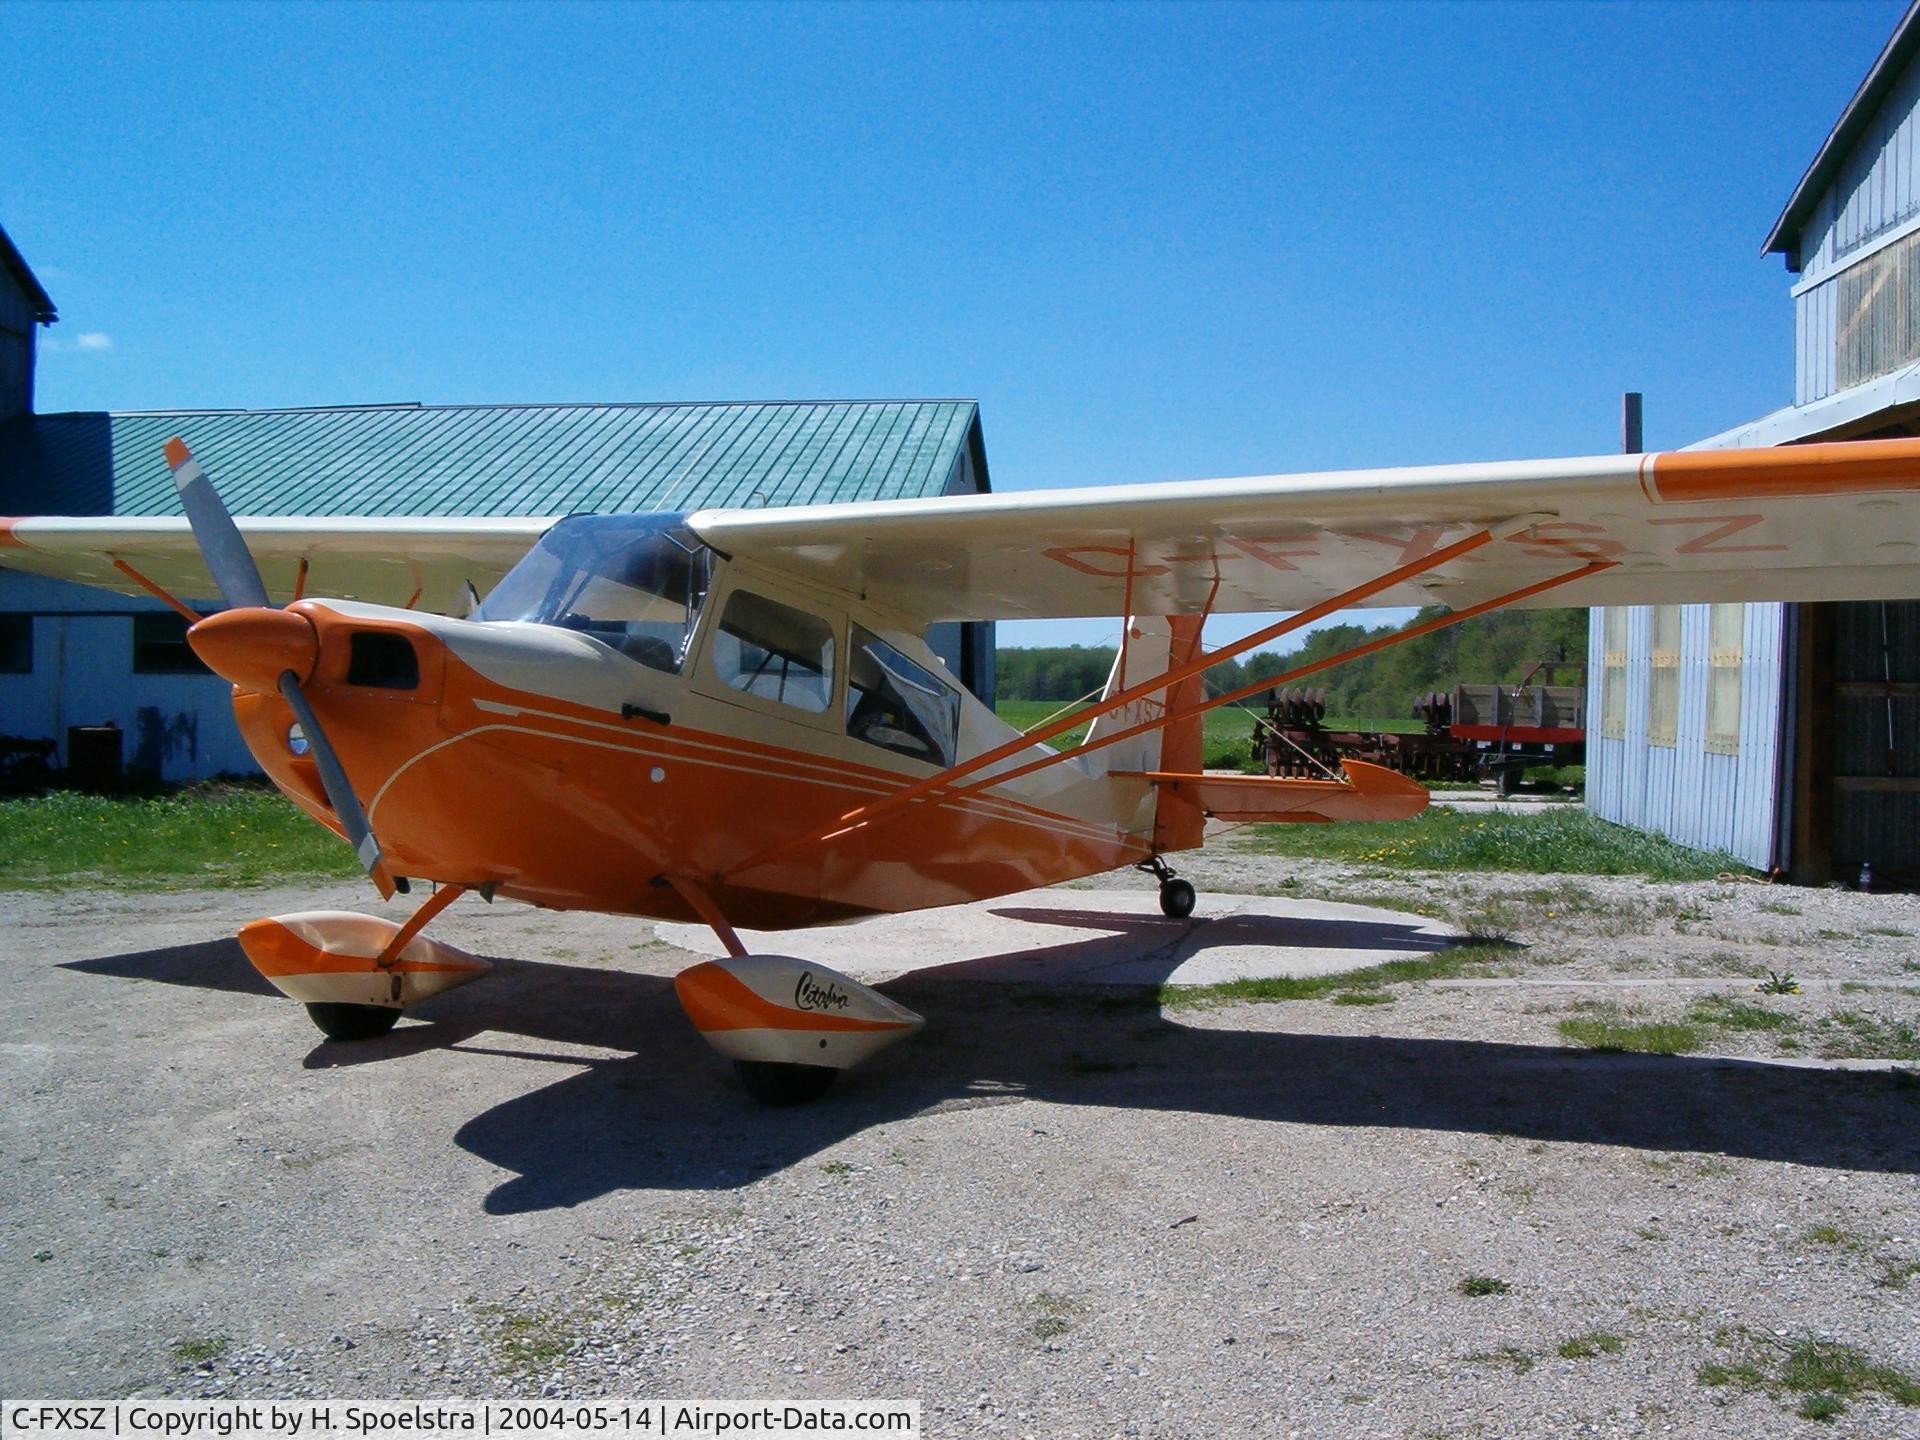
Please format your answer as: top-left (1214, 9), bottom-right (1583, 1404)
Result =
top-left (1159, 877), bottom-right (1197, 919)
top-left (304, 1002), bottom-right (402, 1042)
top-left (733, 1060), bottom-right (838, 1106)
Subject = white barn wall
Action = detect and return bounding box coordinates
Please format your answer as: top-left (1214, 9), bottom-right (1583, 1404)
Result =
top-left (1792, 43), bottom-right (1920, 403)
top-left (1585, 603), bottom-right (1785, 869)
top-left (0, 571), bottom-right (256, 781)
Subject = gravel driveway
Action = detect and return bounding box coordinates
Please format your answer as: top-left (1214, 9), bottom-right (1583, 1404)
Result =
top-left (3, 836), bottom-right (1917, 1438)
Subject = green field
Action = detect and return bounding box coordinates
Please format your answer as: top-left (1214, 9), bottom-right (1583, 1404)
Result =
top-left (0, 787), bottom-right (358, 890)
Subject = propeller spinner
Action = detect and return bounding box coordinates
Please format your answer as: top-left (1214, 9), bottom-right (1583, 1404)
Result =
top-left (165, 438), bottom-right (404, 899)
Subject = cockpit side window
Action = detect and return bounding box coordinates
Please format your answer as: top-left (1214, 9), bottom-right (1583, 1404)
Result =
top-left (710, 590), bottom-right (836, 714)
top-left (474, 516), bottom-right (712, 673)
top-left (846, 626), bottom-right (959, 767)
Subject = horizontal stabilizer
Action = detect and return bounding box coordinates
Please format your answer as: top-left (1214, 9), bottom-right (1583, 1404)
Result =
top-left (1115, 759), bottom-right (1429, 825)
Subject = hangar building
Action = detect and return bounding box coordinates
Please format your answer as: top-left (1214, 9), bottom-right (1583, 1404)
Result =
top-left (0, 235), bottom-right (994, 782)
top-left (1588, 2), bottom-right (1920, 883)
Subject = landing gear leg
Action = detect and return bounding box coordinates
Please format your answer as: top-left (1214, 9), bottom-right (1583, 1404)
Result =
top-left (1138, 855), bottom-right (1198, 920)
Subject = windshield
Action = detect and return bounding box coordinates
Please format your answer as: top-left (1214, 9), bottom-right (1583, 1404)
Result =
top-left (475, 514), bottom-right (712, 672)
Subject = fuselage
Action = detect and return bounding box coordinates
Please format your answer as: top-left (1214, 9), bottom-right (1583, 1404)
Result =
top-left (225, 519), bottom-right (1161, 930)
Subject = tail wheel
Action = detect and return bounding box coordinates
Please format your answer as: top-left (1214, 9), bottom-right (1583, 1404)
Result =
top-left (733, 1060), bottom-right (838, 1106)
top-left (1159, 877), bottom-right (1197, 919)
top-left (304, 1003), bottom-right (401, 1042)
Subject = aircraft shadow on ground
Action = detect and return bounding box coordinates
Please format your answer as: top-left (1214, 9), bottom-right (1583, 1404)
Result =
top-left (64, 939), bottom-right (281, 997)
top-left (62, 913), bottom-right (1920, 1214)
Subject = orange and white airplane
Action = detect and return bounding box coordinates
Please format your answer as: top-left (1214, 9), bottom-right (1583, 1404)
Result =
top-left (4, 435), bottom-right (1919, 1101)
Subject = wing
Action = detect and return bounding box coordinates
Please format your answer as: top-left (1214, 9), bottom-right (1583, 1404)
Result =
top-left (689, 439), bottom-right (1920, 620)
top-left (0, 514), bottom-right (554, 612)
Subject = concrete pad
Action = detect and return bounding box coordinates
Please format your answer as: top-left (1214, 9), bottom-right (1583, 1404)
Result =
top-left (658, 887), bottom-right (1464, 988)
top-left (1428, 793), bottom-right (1583, 813)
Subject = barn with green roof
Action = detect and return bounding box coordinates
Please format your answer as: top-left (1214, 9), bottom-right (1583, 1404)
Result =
top-left (0, 242), bottom-right (995, 778)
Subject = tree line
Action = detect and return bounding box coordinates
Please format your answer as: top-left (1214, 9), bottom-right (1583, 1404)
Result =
top-left (996, 607), bottom-right (1590, 720)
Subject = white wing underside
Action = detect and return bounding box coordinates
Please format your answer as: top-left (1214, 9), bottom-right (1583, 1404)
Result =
top-left (0, 515), bottom-right (554, 614)
top-left (6, 439), bottom-right (1920, 619)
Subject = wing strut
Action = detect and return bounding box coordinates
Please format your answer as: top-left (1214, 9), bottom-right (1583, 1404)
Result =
top-left (110, 558), bottom-right (201, 624)
top-left (941, 557), bottom-right (1617, 800)
top-left (728, 514), bottom-right (1552, 877)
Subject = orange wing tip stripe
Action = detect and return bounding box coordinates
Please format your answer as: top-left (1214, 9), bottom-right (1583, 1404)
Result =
top-left (1648, 437), bottom-right (1920, 504)
top-left (0, 519), bottom-right (23, 549)
top-left (674, 962), bottom-right (916, 1035)
top-left (163, 437), bottom-right (192, 468)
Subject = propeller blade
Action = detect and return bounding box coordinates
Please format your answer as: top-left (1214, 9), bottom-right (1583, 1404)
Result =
top-left (164, 437), bottom-right (269, 610)
top-left (277, 672), bottom-right (399, 899)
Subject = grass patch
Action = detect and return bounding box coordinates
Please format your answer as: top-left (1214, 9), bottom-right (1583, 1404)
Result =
top-left (1159, 940), bottom-right (1516, 1010)
top-left (1471, 880), bottom-right (1670, 939)
top-left (1557, 1017), bottom-right (1701, 1055)
top-left (1245, 805), bottom-right (1746, 880)
top-left (1465, 1345), bottom-right (1534, 1373)
top-left (0, 788), bottom-right (355, 890)
top-left (1331, 990), bottom-right (1396, 1006)
top-left (170, 1335), bottom-right (230, 1366)
top-left (1026, 1291), bottom-right (1082, 1342)
top-left (482, 1309), bottom-right (574, 1375)
top-left (1798, 1393), bottom-right (1845, 1423)
top-left (1689, 995), bottom-right (1796, 1032)
top-left (1803, 1224), bottom-right (1860, 1249)
top-left (1457, 1275), bottom-right (1510, 1297)
top-left (1698, 1359), bottom-right (1770, 1389)
top-left (1698, 1327), bottom-right (1920, 1421)
top-left (1812, 1011), bottom-right (1920, 1061)
top-left (1557, 1331), bottom-right (1625, 1359)
top-left (1875, 1258), bottom-right (1920, 1289)
top-left (1781, 1339), bottom-right (1920, 1407)
top-left (818, 1160), bottom-right (855, 1176)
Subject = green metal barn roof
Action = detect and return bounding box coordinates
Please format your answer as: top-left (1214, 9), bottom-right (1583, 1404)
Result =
top-left (0, 399), bottom-right (988, 517)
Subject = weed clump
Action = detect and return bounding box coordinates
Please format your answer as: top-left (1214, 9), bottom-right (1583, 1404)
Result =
top-left (1556, 1017), bottom-right (1701, 1055)
top-left (1557, 1331), bottom-right (1624, 1359)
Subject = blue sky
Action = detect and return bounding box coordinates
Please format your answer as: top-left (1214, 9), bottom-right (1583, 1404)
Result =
top-left (4, 0), bottom-right (1906, 650)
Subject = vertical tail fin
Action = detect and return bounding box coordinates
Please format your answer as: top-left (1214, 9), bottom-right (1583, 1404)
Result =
top-left (1082, 615), bottom-right (1208, 853)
